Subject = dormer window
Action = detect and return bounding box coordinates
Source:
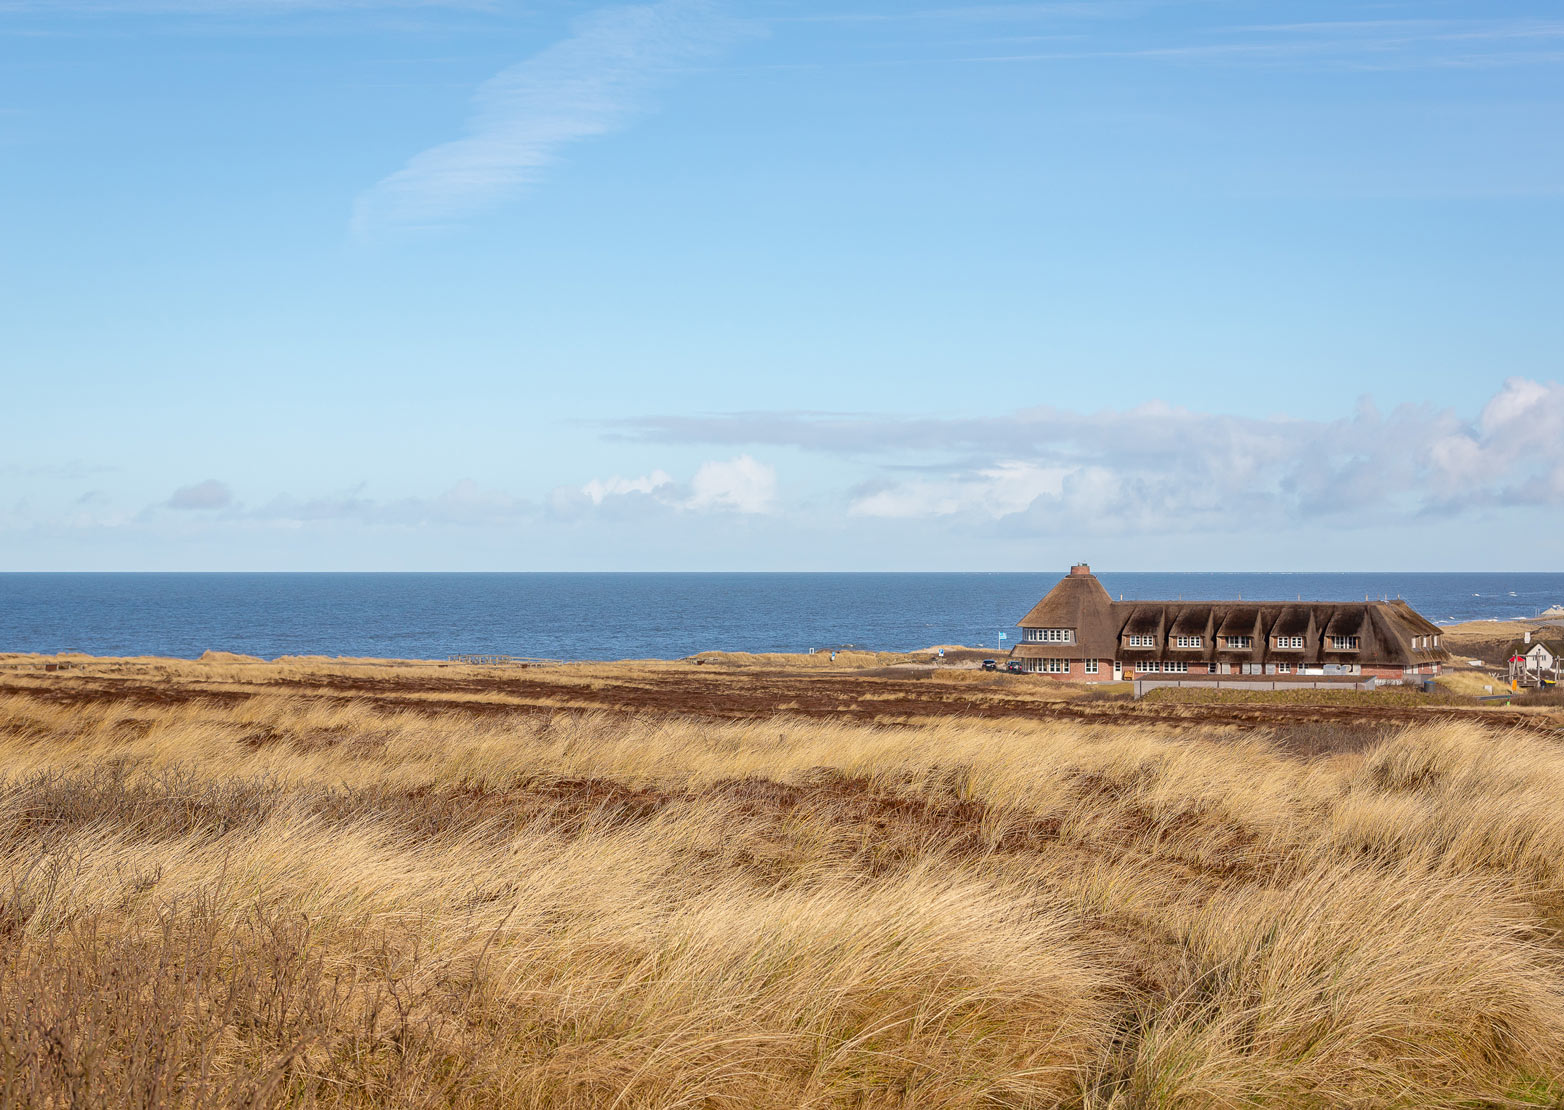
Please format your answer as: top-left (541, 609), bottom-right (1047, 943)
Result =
top-left (1275, 636), bottom-right (1304, 649)
top-left (1025, 628), bottom-right (1074, 643)
top-left (1174, 635), bottom-right (1202, 648)
top-left (1224, 635), bottom-right (1253, 649)
top-left (1126, 634), bottom-right (1156, 648)
top-left (1330, 635), bottom-right (1360, 651)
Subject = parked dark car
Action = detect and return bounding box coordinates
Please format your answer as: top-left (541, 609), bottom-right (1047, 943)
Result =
top-left (980, 659), bottom-right (998, 671)
top-left (1004, 660), bottom-right (1025, 674)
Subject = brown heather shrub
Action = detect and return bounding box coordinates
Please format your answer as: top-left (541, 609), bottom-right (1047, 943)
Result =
top-left (1, 669), bottom-right (1563, 1107)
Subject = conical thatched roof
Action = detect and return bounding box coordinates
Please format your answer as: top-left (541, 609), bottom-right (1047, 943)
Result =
top-left (1014, 567), bottom-right (1120, 656)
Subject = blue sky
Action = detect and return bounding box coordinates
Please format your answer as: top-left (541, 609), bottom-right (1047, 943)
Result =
top-left (2, 0), bottom-right (1561, 570)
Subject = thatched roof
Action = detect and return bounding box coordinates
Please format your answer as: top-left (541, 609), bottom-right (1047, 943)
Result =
top-left (1271, 606), bottom-right (1312, 638)
top-left (1168, 606), bottom-right (1212, 639)
top-left (1013, 567), bottom-right (1121, 657)
top-left (1387, 600), bottom-right (1441, 636)
top-left (1123, 607), bottom-right (1162, 637)
top-left (1215, 607), bottom-right (1262, 640)
top-left (1323, 607), bottom-right (1370, 639)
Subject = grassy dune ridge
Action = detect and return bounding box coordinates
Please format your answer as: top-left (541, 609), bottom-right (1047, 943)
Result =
top-left (2, 662), bottom-right (1564, 1107)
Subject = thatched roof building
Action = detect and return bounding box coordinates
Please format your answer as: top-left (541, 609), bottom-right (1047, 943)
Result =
top-left (1011, 564), bottom-right (1449, 675)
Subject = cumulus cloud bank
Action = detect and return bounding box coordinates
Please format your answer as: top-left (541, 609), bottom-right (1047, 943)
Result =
top-left (688, 455), bottom-right (776, 513)
top-left (582, 469), bottom-right (675, 505)
top-left (575, 455), bottom-right (776, 515)
top-left (612, 378), bottom-right (1564, 533)
top-left (15, 384), bottom-right (1558, 565)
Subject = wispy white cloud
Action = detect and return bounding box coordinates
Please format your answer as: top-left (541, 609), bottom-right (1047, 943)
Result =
top-left (820, 13), bottom-right (1564, 72)
top-left (167, 478), bottom-right (233, 510)
top-left (249, 479), bottom-right (533, 527)
top-left (0, 0), bottom-right (486, 12)
top-left (1108, 18), bottom-right (1564, 71)
top-left (1223, 18), bottom-right (1564, 42)
top-left (126, 479), bottom-right (533, 527)
top-left (780, 3), bottom-right (1114, 25)
top-left (9, 459), bottom-right (784, 540)
top-left (0, 460), bottom-right (118, 480)
top-left (6, 478), bottom-right (540, 537)
top-left (352, 0), bottom-right (746, 236)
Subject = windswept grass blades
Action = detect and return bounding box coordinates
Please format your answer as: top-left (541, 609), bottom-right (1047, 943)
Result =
top-left (1, 663), bottom-right (1562, 1106)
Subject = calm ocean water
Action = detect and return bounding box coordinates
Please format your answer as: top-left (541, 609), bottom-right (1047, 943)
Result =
top-left (2, 573), bottom-right (1562, 661)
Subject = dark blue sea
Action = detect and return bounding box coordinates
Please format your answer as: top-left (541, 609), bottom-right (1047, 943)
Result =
top-left (1, 573), bottom-right (1561, 661)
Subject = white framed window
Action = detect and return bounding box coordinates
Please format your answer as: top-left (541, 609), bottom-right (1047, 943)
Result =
top-left (1139, 661), bottom-right (1160, 672)
top-left (1275, 635), bottom-right (1303, 649)
top-left (1330, 635), bottom-right (1360, 651)
top-left (1277, 662), bottom-right (1292, 673)
top-left (1175, 635), bottom-right (1202, 648)
top-left (1433, 635), bottom-right (1440, 647)
top-left (1083, 659), bottom-right (1099, 674)
top-left (1025, 628), bottom-right (1074, 643)
top-left (1126, 634), bottom-right (1156, 647)
top-left (1164, 661), bottom-right (1189, 673)
top-left (1224, 635), bottom-right (1253, 649)
top-left (1027, 657), bottom-right (1068, 673)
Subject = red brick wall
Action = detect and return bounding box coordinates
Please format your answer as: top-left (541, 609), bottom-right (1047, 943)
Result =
top-left (1027, 659), bottom-right (1439, 683)
top-left (1026, 660), bottom-right (1118, 682)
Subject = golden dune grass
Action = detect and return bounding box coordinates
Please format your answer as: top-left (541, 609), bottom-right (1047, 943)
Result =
top-left (1435, 668), bottom-right (1504, 696)
top-left (2, 672), bottom-right (1564, 1107)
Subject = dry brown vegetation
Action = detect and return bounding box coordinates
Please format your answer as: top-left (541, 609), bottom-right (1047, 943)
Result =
top-left (3, 656), bottom-right (1564, 1108)
top-left (1438, 620), bottom-right (1562, 668)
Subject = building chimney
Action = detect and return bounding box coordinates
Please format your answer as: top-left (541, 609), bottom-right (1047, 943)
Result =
top-left (1069, 562), bottom-right (1091, 577)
